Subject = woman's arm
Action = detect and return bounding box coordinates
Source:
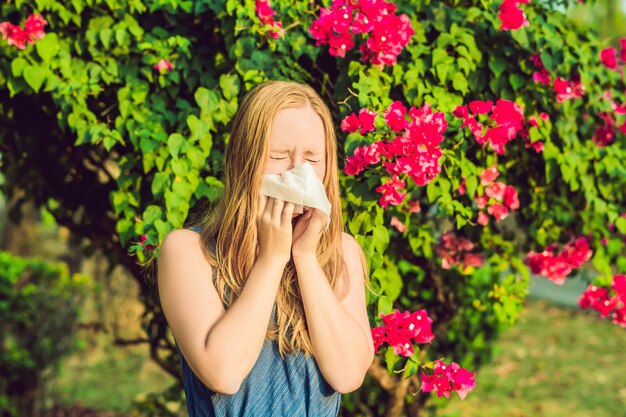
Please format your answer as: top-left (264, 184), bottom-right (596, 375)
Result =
top-left (158, 229), bottom-right (285, 394)
top-left (293, 232), bottom-right (375, 394)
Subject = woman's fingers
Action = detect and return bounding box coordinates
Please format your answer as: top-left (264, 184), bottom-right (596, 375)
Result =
top-left (271, 196), bottom-right (284, 224)
top-left (282, 202), bottom-right (295, 226)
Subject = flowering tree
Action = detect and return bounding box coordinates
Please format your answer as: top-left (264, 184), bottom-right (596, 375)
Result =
top-left (1, 0), bottom-right (625, 415)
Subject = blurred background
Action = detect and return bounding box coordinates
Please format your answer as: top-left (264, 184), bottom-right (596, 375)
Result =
top-left (1, 1), bottom-right (625, 417)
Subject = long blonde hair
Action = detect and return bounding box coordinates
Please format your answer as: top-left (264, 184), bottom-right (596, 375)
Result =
top-left (193, 80), bottom-right (369, 358)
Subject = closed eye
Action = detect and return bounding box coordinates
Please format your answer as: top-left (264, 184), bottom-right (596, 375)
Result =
top-left (271, 157), bottom-right (320, 163)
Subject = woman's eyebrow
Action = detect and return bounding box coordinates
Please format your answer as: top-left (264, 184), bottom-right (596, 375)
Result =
top-left (270, 147), bottom-right (322, 155)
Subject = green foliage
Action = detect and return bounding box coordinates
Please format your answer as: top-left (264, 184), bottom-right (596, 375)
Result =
top-left (0, 251), bottom-right (91, 417)
top-left (0, 0), bottom-right (625, 415)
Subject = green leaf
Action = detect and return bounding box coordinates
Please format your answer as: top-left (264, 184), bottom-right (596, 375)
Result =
top-left (377, 295), bottom-right (392, 315)
top-left (23, 66), bottom-right (46, 93)
top-left (452, 72), bottom-right (469, 94)
top-left (509, 73), bottom-right (525, 90)
top-left (151, 173), bottom-right (170, 195)
top-left (167, 133), bottom-right (185, 159)
top-left (100, 29), bottom-right (113, 49)
top-left (11, 58), bottom-right (28, 77)
top-left (143, 205), bottom-right (163, 224)
top-left (616, 217), bottom-right (626, 234)
top-left (465, 175), bottom-right (478, 198)
top-left (384, 346), bottom-right (400, 373)
top-left (488, 55), bottom-right (507, 77)
top-left (35, 33), bottom-right (60, 62)
top-left (220, 74), bottom-right (240, 101)
top-left (540, 51), bottom-right (555, 72)
top-left (426, 179), bottom-right (441, 202)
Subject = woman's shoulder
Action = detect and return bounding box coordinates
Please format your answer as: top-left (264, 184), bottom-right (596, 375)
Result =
top-left (159, 226), bottom-right (210, 262)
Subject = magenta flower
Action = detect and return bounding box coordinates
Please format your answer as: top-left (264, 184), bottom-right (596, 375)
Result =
top-left (498, 0), bottom-right (530, 31)
top-left (154, 58), bottom-right (173, 73)
top-left (469, 100), bottom-right (493, 115)
top-left (554, 76), bottom-right (583, 102)
top-left (421, 360), bottom-right (476, 399)
top-left (480, 164), bottom-right (500, 185)
top-left (357, 108), bottom-right (377, 134)
top-left (370, 308), bottom-right (435, 356)
top-left (255, 0), bottom-right (285, 38)
top-left (600, 47), bottom-right (618, 69)
top-left (308, 0), bottom-right (414, 66)
top-left (0, 13), bottom-right (47, 49)
top-left (384, 101), bottom-right (409, 132)
top-left (525, 237), bottom-right (593, 284)
top-left (375, 175), bottom-right (407, 208)
top-left (436, 231), bottom-right (485, 270)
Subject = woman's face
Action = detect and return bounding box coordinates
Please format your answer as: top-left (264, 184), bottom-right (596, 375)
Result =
top-left (263, 105), bottom-right (327, 218)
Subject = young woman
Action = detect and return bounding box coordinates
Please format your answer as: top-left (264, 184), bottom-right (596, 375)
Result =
top-left (157, 80), bottom-right (374, 416)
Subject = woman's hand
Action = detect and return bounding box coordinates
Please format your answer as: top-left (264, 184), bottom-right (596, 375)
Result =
top-left (291, 207), bottom-right (326, 260)
top-left (256, 194), bottom-right (295, 266)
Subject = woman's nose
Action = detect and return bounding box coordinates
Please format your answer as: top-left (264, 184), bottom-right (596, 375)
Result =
top-left (289, 156), bottom-right (305, 169)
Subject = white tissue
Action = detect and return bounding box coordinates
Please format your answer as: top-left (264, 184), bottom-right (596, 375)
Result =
top-left (260, 162), bottom-right (332, 231)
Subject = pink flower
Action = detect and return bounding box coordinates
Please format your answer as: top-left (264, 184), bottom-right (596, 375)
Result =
top-left (138, 234), bottom-right (156, 251)
top-left (384, 101), bottom-right (409, 132)
top-left (309, 0), bottom-right (414, 66)
top-left (421, 372), bottom-right (451, 398)
top-left (503, 185), bottom-right (520, 210)
top-left (0, 13), bottom-right (47, 49)
top-left (458, 178), bottom-right (467, 195)
top-left (554, 76), bottom-right (583, 102)
top-left (453, 105), bottom-right (469, 119)
top-left (620, 38), bottom-right (626, 63)
top-left (592, 114), bottom-right (614, 147)
top-left (475, 195), bottom-right (488, 209)
top-left (358, 108), bottom-right (377, 134)
top-left (361, 141), bottom-right (386, 165)
top-left (343, 146), bottom-right (369, 176)
top-left (375, 175), bottom-right (407, 208)
top-left (154, 58), bottom-right (173, 73)
top-left (457, 98), bottom-right (524, 154)
top-left (600, 47), bottom-right (618, 69)
top-left (579, 274), bottom-right (626, 326)
top-left (340, 113), bottom-right (360, 133)
top-left (480, 165), bottom-right (499, 185)
top-left (487, 202), bottom-right (509, 221)
top-left (498, 0), bottom-right (530, 31)
top-left (340, 108), bottom-right (378, 134)
top-left (531, 54), bottom-right (551, 85)
top-left (612, 275), bottom-right (626, 304)
top-left (485, 181), bottom-right (507, 201)
top-left (255, 0), bottom-right (276, 25)
top-left (405, 199), bottom-right (421, 213)
top-left (421, 360), bottom-right (476, 399)
top-left (437, 231), bottom-right (484, 270)
top-left (371, 308), bottom-right (435, 356)
top-left (613, 306), bottom-right (626, 327)
top-left (477, 211), bottom-right (490, 226)
top-left (390, 216), bottom-right (406, 233)
top-left (24, 13), bottom-right (47, 40)
top-left (255, 0), bottom-right (285, 38)
top-left (562, 237), bottom-right (593, 268)
top-left (526, 237), bottom-right (592, 284)
top-left (469, 100), bottom-right (493, 115)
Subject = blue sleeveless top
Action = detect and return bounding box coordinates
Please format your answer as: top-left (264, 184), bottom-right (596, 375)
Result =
top-left (175, 225), bottom-right (341, 417)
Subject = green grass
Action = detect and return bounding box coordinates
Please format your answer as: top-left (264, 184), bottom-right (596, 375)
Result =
top-left (44, 298), bottom-right (626, 417)
top-left (438, 298), bottom-right (626, 417)
top-left (44, 331), bottom-right (174, 414)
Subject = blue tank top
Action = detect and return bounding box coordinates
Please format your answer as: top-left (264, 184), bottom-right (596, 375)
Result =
top-left (175, 225), bottom-right (342, 417)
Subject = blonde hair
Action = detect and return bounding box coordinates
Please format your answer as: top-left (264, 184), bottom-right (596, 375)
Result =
top-left (191, 80), bottom-right (370, 358)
